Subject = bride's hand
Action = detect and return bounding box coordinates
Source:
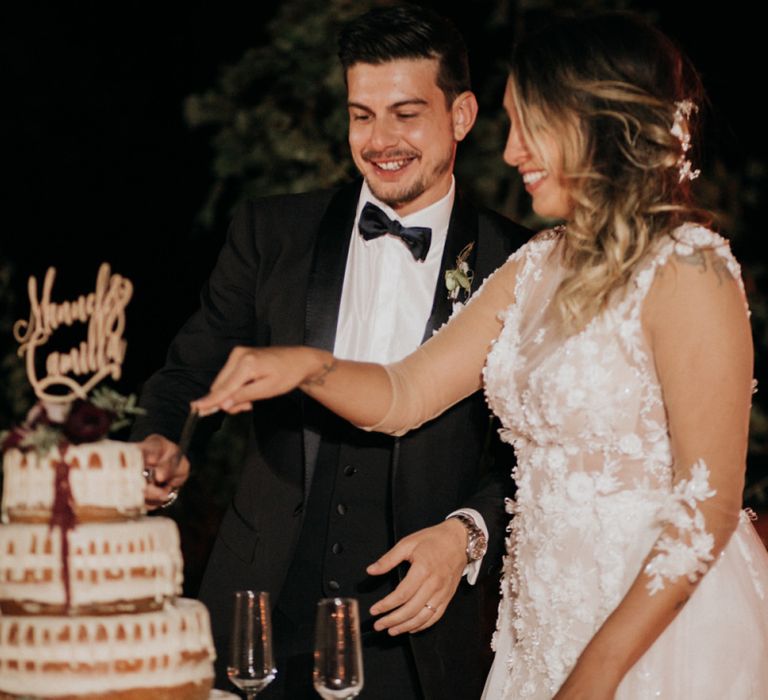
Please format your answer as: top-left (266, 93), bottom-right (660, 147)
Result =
top-left (192, 345), bottom-right (331, 415)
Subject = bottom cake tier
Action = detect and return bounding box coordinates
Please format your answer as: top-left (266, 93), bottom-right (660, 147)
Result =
top-left (0, 599), bottom-right (215, 700)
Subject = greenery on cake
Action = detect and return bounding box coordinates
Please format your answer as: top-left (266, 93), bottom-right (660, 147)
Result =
top-left (0, 388), bottom-right (145, 453)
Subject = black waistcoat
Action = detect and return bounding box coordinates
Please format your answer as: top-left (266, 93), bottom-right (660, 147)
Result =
top-left (276, 421), bottom-right (397, 643)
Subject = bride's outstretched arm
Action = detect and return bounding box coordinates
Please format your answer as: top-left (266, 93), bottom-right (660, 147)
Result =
top-left (192, 257), bottom-right (519, 430)
top-left (554, 247), bottom-right (753, 699)
top-left (192, 344), bottom-right (392, 424)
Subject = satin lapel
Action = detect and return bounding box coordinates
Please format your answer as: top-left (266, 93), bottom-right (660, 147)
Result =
top-left (420, 189), bottom-right (479, 343)
top-left (302, 181), bottom-right (362, 498)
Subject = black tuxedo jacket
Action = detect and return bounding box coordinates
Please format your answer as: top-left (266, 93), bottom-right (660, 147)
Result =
top-left (133, 180), bottom-right (529, 698)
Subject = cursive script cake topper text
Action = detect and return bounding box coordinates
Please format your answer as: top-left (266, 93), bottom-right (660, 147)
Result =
top-left (12, 263), bottom-right (134, 403)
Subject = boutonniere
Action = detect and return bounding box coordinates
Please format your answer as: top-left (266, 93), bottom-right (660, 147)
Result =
top-left (445, 242), bottom-right (474, 303)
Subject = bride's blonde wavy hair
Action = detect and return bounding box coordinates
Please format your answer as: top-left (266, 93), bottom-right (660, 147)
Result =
top-left (508, 13), bottom-right (708, 332)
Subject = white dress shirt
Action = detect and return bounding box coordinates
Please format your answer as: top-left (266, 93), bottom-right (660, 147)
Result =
top-left (334, 179), bottom-right (453, 363)
top-left (333, 178), bottom-right (487, 584)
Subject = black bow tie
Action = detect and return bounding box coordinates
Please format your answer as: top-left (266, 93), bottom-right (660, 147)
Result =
top-left (358, 202), bottom-right (432, 262)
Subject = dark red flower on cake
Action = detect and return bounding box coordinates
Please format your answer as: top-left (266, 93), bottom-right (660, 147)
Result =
top-left (62, 400), bottom-right (114, 443)
top-left (0, 427), bottom-right (26, 451)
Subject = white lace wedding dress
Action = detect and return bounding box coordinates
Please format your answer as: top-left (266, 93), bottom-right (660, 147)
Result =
top-left (373, 224), bottom-right (768, 699)
top-left (480, 225), bottom-right (768, 698)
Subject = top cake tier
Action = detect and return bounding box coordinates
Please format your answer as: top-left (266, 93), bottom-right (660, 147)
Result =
top-left (2, 440), bottom-right (146, 523)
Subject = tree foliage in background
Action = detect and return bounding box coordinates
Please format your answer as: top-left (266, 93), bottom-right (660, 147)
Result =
top-left (0, 256), bottom-right (32, 427)
top-left (184, 0), bottom-right (385, 228)
top-left (182, 0), bottom-right (662, 229)
top-left (0, 255), bottom-right (32, 496)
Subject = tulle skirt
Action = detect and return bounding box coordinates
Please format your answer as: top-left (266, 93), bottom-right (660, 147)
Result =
top-left (482, 514), bottom-right (768, 699)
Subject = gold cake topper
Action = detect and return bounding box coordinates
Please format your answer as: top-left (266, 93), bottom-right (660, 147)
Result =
top-left (12, 263), bottom-right (134, 403)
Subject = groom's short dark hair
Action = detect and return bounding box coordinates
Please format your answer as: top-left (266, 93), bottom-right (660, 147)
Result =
top-left (338, 5), bottom-right (471, 105)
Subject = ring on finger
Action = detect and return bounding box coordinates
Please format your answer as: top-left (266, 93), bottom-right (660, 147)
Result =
top-left (142, 467), bottom-right (155, 484)
top-left (424, 602), bottom-right (437, 613)
top-left (159, 488), bottom-right (179, 509)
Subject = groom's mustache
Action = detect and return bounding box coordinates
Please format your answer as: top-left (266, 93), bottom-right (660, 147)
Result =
top-left (362, 148), bottom-right (420, 162)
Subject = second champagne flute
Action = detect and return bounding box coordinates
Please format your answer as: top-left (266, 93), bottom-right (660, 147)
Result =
top-left (313, 597), bottom-right (364, 699)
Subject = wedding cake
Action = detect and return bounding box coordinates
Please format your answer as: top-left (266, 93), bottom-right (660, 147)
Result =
top-left (0, 402), bottom-right (215, 699)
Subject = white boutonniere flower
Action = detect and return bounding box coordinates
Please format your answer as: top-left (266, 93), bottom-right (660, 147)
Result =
top-left (445, 242), bottom-right (474, 304)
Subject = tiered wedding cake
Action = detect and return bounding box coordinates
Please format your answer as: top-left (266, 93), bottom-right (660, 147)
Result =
top-left (0, 411), bottom-right (215, 699)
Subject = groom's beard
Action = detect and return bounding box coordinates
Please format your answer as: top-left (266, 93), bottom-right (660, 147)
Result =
top-left (363, 146), bottom-right (453, 210)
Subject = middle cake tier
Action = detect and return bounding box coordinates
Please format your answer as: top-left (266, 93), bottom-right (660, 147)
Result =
top-left (0, 516), bottom-right (183, 615)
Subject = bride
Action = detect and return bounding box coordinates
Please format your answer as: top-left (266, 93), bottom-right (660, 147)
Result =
top-left (194, 13), bottom-right (768, 699)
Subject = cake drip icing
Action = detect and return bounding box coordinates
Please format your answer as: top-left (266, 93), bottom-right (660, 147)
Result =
top-left (50, 445), bottom-right (76, 610)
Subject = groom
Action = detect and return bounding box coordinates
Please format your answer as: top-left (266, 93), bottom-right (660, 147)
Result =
top-left (133, 5), bottom-right (528, 698)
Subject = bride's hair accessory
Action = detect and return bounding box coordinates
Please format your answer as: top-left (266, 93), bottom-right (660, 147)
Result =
top-left (670, 99), bottom-right (701, 183)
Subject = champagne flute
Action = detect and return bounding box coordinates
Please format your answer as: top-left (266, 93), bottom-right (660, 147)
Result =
top-left (313, 597), bottom-right (364, 699)
top-left (227, 590), bottom-right (277, 699)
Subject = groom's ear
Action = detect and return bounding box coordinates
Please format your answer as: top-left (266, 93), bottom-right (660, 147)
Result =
top-left (451, 91), bottom-right (479, 142)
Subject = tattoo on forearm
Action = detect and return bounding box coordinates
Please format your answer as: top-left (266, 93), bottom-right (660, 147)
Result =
top-left (302, 359), bottom-right (338, 387)
top-left (674, 249), bottom-right (734, 285)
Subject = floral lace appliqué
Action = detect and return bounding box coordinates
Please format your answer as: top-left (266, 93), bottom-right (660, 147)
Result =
top-left (644, 459), bottom-right (716, 594)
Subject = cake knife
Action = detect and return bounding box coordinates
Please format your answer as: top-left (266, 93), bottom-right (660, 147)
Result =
top-left (177, 407), bottom-right (200, 457)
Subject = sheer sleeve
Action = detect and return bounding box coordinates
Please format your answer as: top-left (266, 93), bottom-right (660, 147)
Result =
top-left (639, 243), bottom-right (752, 593)
top-left (569, 239), bottom-right (755, 686)
top-left (363, 254), bottom-right (521, 436)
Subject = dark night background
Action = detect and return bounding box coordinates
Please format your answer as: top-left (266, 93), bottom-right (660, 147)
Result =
top-left (1, 1), bottom-right (765, 589)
